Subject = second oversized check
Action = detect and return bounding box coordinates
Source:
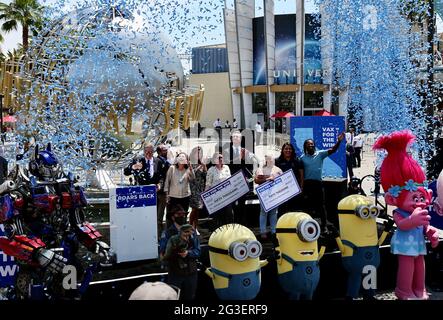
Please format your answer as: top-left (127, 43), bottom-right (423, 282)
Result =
top-left (201, 171), bottom-right (250, 215)
top-left (256, 170), bottom-right (301, 213)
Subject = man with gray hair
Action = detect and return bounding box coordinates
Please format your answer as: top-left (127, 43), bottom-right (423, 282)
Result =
top-left (124, 143), bottom-right (164, 187)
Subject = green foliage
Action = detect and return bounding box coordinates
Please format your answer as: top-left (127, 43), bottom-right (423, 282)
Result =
top-left (0, 0), bottom-right (44, 49)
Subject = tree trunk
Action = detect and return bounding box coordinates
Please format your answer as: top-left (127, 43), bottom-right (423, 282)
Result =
top-left (22, 24), bottom-right (29, 52)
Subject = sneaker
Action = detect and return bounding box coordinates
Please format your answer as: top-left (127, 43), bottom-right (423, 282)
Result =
top-left (195, 229), bottom-right (200, 236)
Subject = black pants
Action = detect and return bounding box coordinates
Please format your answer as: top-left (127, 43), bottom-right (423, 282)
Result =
top-left (346, 154), bottom-right (354, 178)
top-left (303, 180), bottom-right (328, 229)
top-left (354, 147), bottom-right (362, 167)
top-left (278, 194), bottom-right (305, 217)
top-left (168, 272), bottom-right (198, 300)
top-left (233, 196), bottom-right (248, 225)
top-left (211, 205), bottom-right (234, 231)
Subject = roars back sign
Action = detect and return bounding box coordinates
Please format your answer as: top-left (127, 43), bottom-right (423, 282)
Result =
top-left (0, 225), bottom-right (18, 287)
top-left (110, 185), bottom-right (158, 263)
top-left (290, 116), bottom-right (347, 179)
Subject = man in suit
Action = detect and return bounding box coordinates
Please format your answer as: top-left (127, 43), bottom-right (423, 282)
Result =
top-left (0, 147), bottom-right (8, 184)
top-left (124, 143), bottom-right (164, 189)
top-left (219, 130), bottom-right (257, 226)
top-left (156, 144), bottom-right (171, 236)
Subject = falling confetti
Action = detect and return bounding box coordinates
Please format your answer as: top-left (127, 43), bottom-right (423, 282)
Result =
top-left (13, 0), bottom-right (224, 179)
top-left (313, 0), bottom-right (436, 166)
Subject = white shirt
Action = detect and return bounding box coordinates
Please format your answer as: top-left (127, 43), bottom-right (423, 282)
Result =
top-left (213, 120), bottom-right (221, 128)
top-left (232, 121), bottom-right (238, 128)
top-left (345, 132), bottom-right (354, 144)
top-left (206, 165), bottom-right (231, 189)
top-left (255, 123), bottom-right (262, 133)
top-left (232, 145), bottom-right (241, 158)
top-left (231, 144), bottom-right (255, 162)
top-left (255, 165), bottom-right (282, 179)
top-left (353, 135), bottom-right (364, 148)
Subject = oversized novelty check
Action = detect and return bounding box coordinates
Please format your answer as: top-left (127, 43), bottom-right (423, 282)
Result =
top-left (255, 170), bottom-right (301, 212)
top-left (201, 171), bottom-right (250, 215)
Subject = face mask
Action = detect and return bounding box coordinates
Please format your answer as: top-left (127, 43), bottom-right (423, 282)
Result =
top-left (175, 216), bottom-right (186, 225)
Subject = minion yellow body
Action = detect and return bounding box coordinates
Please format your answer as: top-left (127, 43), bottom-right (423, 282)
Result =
top-left (334, 195), bottom-right (389, 299)
top-left (275, 212), bottom-right (325, 300)
top-left (204, 224), bottom-right (268, 300)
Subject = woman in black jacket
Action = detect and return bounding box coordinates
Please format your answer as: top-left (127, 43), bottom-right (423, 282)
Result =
top-left (274, 142), bottom-right (304, 215)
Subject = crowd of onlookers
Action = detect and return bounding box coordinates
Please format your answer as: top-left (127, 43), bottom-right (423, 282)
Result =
top-left (124, 128), bottom-right (348, 300)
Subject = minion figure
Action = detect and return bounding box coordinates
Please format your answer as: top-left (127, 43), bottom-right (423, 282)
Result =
top-left (332, 194), bottom-right (392, 299)
top-left (275, 212), bottom-right (325, 300)
top-left (205, 224), bottom-right (268, 300)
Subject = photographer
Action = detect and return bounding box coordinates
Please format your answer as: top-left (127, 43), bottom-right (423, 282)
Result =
top-left (163, 224), bottom-right (200, 300)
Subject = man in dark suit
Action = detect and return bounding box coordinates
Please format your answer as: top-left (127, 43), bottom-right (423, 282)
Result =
top-left (124, 143), bottom-right (164, 188)
top-left (156, 144), bottom-right (171, 236)
top-left (219, 130), bottom-right (257, 226)
top-left (0, 149), bottom-right (8, 184)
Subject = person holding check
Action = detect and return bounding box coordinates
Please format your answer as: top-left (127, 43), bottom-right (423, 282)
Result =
top-left (254, 154), bottom-right (283, 240)
top-left (205, 153), bottom-right (233, 230)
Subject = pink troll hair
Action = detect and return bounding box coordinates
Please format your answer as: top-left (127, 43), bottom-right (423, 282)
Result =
top-left (373, 130), bottom-right (426, 200)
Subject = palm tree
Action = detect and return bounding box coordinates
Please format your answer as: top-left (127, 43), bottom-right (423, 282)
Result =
top-left (0, 0), bottom-right (43, 51)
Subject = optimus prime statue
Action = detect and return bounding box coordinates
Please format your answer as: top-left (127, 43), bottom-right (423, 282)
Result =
top-left (0, 143), bottom-right (114, 299)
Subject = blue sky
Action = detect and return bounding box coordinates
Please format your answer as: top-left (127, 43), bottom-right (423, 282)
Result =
top-left (0, 0), bottom-right (441, 54)
top-left (0, 0), bottom-right (324, 53)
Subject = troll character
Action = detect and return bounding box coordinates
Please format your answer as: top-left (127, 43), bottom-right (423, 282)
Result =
top-left (374, 130), bottom-right (439, 300)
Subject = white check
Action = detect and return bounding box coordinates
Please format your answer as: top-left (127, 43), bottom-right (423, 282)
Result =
top-left (201, 171), bottom-right (250, 215)
top-left (256, 170), bottom-right (301, 212)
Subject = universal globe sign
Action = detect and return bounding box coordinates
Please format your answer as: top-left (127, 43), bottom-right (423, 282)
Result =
top-left (12, 1), bottom-right (192, 176)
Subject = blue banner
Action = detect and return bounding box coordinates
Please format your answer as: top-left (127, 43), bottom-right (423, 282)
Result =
top-left (0, 225), bottom-right (18, 287)
top-left (290, 116), bottom-right (346, 179)
top-left (116, 186), bottom-right (157, 209)
top-left (253, 14), bottom-right (323, 85)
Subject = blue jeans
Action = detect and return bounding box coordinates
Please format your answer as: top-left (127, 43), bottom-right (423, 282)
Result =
top-left (259, 207), bottom-right (278, 234)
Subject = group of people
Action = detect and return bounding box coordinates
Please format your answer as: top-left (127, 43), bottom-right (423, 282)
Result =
top-left (213, 118), bottom-right (238, 130)
top-left (255, 132), bottom-right (345, 240)
top-left (123, 129), bottom-right (346, 300)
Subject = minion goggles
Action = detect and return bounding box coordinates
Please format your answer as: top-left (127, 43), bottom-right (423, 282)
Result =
top-left (208, 240), bottom-right (262, 262)
top-left (338, 205), bottom-right (380, 219)
top-left (275, 219), bottom-right (321, 242)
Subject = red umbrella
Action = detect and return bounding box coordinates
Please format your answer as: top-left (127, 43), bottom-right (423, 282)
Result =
top-left (270, 111), bottom-right (295, 118)
top-left (314, 109), bottom-right (335, 116)
top-left (2, 115), bottom-right (17, 122)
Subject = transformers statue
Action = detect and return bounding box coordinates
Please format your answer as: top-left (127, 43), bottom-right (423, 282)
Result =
top-left (0, 143), bottom-right (115, 299)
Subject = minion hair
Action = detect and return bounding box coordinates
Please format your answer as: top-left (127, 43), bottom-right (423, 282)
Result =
top-left (211, 223), bottom-right (240, 235)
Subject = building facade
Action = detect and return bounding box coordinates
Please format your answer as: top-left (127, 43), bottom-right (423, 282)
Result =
top-left (223, 0), bottom-right (341, 129)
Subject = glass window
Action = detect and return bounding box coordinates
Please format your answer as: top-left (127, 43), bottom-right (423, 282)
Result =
top-left (304, 91), bottom-right (323, 109)
top-left (252, 93), bottom-right (267, 115)
top-left (275, 92), bottom-right (296, 112)
top-left (252, 93), bottom-right (268, 127)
